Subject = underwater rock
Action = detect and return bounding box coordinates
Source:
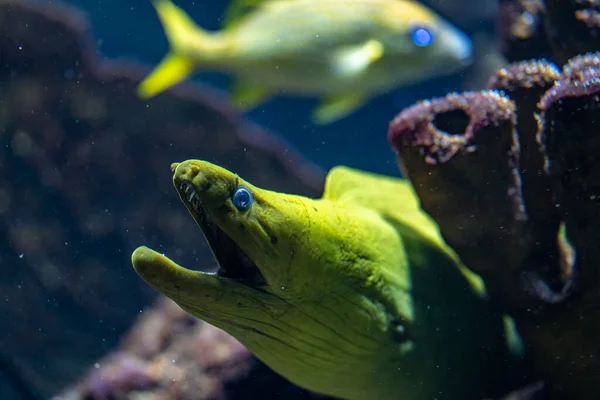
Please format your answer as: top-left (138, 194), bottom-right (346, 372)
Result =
top-left (530, 54), bottom-right (600, 398)
top-left (52, 298), bottom-right (325, 400)
top-left (498, 0), bottom-right (600, 65)
top-left (497, 0), bottom-right (552, 62)
top-left (388, 54), bottom-right (600, 398)
top-left (0, 0), bottom-right (323, 398)
top-left (488, 60), bottom-right (566, 296)
top-left (543, 0), bottom-right (600, 64)
top-left (538, 53), bottom-right (600, 289)
top-left (387, 91), bottom-right (532, 309)
top-left (559, 51), bottom-right (600, 81)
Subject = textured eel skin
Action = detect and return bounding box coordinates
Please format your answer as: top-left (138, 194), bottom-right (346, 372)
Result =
top-left (132, 160), bottom-right (525, 400)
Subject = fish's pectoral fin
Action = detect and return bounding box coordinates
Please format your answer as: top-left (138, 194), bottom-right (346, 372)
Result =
top-left (312, 93), bottom-right (366, 124)
top-left (335, 39), bottom-right (384, 77)
top-left (230, 80), bottom-right (271, 110)
top-left (503, 315), bottom-right (525, 357)
top-left (138, 53), bottom-right (196, 99)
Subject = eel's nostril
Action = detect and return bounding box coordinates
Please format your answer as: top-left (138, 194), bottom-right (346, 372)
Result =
top-left (173, 161), bottom-right (201, 182)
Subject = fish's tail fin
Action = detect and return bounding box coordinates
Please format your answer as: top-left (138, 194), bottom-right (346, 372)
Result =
top-left (138, 0), bottom-right (218, 99)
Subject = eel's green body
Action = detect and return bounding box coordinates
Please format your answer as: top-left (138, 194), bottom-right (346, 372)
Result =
top-left (132, 160), bottom-right (524, 400)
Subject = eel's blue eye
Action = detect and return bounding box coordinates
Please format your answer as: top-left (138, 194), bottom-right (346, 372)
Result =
top-left (411, 26), bottom-right (434, 47)
top-left (233, 186), bottom-right (253, 210)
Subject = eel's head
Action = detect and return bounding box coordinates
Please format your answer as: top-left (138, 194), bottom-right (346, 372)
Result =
top-left (132, 160), bottom-right (415, 399)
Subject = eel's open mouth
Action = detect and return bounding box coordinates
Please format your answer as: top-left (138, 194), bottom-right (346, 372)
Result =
top-left (177, 181), bottom-right (267, 287)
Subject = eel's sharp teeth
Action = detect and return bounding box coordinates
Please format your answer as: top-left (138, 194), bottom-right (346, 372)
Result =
top-left (180, 183), bottom-right (193, 195)
top-left (191, 193), bottom-right (200, 210)
top-left (179, 182), bottom-right (200, 211)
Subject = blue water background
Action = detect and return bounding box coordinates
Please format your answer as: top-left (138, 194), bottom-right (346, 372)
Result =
top-left (61, 0), bottom-right (491, 176)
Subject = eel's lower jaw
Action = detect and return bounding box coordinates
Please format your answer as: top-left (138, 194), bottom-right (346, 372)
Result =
top-left (178, 182), bottom-right (267, 287)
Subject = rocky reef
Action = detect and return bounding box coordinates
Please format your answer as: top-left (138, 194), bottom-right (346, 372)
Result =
top-left (4, 0), bottom-right (600, 398)
top-left (52, 298), bottom-right (327, 400)
top-left (0, 0), bottom-right (323, 398)
top-left (389, 0), bottom-right (600, 398)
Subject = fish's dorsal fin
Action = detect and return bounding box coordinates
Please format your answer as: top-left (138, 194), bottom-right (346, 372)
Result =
top-left (222, 0), bottom-right (287, 28)
top-left (323, 166), bottom-right (421, 216)
top-left (322, 166), bottom-right (488, 296)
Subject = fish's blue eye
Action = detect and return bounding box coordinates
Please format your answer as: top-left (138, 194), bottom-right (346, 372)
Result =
top-left (233, 186), bottom-right (253, 210)
top-left (411, 27), bottom-right (434, 47)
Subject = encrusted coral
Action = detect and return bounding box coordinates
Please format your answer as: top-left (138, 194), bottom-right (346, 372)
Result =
top-left (389, 4), bottom-right (600, 396)
top-left (389, 91), bottom-right (529, 306)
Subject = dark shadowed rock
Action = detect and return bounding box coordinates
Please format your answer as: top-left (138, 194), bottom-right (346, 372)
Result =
top-left (497, 0), bottom-right (600, 65)
top-left (388, 91), bottom-right (532, 311)
top-left (388, 53), bottom-right (600, 399)
top-left (497, 0), bottom-right (552, 62)
top-left (488, 60), bottom-right (565, 297)
top-left (51, 298), bottom-right (327, 400)
top-left (0, 0), bottom-right (324, 398)
top-left (533, 54), bottom-right (600, 398)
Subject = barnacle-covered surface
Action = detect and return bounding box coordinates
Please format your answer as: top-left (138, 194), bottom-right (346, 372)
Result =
top-left (388, 15), bottom-right (600, 398)
top-left (487, 60), bottom-right (565, 298)
top-left (530, 53), bottom-right (600, 399)
top-left (388, 91), bottom-right (532, 310)
top-left (0, 0), bottom-right (324, 398)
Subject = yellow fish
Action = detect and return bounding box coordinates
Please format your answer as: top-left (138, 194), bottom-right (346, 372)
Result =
top-left (138, 0), bottom-right (473, 124)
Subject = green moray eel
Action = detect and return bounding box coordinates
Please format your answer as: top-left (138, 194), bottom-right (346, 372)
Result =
top-left (132, 160), bottom-right (526, 400)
